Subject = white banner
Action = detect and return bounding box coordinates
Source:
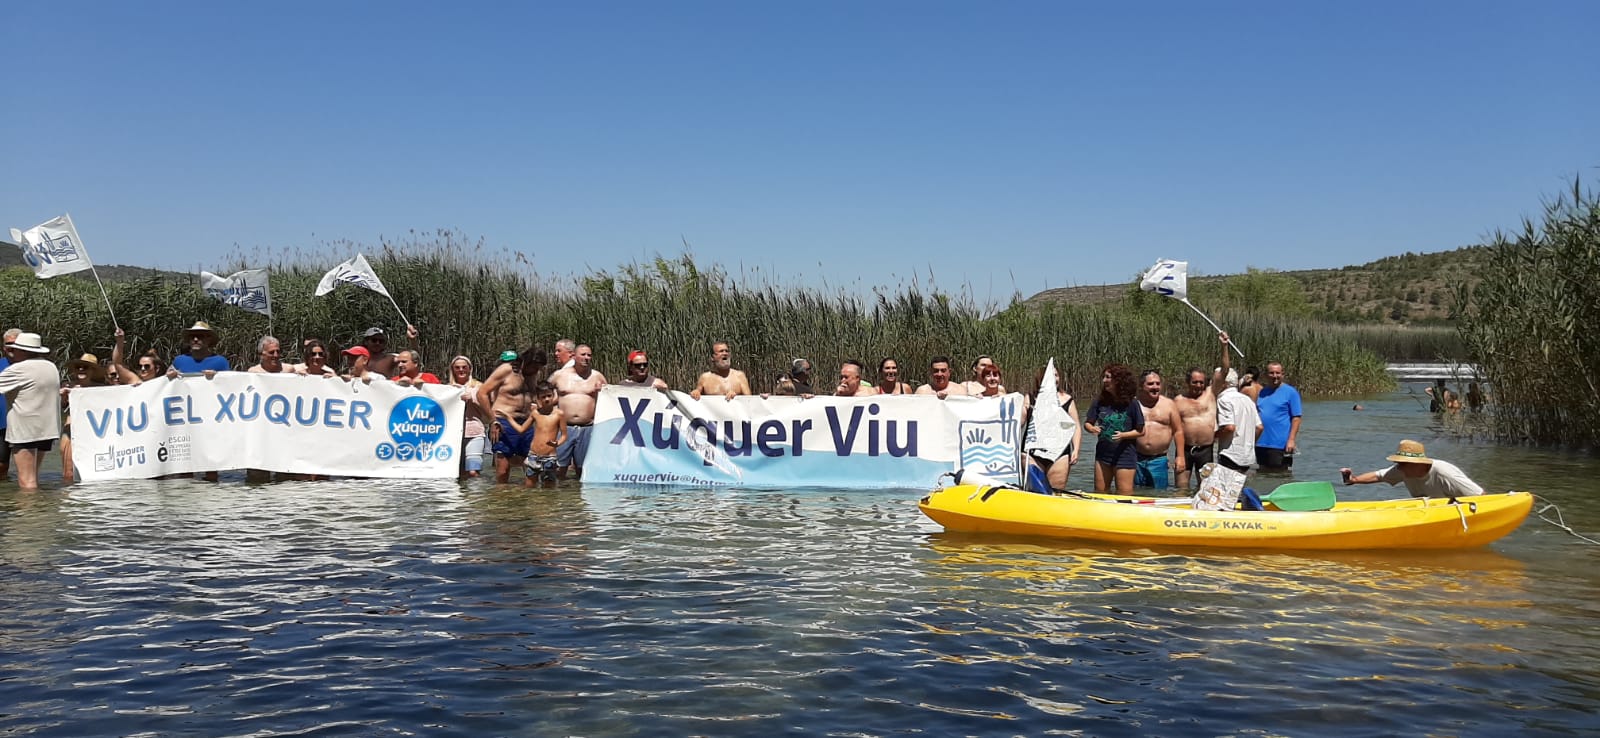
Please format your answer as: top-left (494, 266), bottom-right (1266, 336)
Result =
top-left (10, 214), bottom-right (93, 279)
top-left (315, 253), bottom-right (392, 298)
top-left (584, 387), bottom-right (1025, 488)
top-left (200, 268), bottom-right (273, 316)
top-left (1139, 259), bottom-right (1188, 300)
top-left (68, 374), bottom-right (464, 481)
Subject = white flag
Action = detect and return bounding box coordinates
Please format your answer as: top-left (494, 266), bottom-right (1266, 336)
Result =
top-left (200, 268), bottom-right (273, 316)
top-left (1023, 358), bottom-right (1076, 463)
top-left (315, 253), bottom-right (391, 298)
top-left (1139, 259), bottom-right (1188, 300)
top-left (10, 214), bottom-right (93, 279)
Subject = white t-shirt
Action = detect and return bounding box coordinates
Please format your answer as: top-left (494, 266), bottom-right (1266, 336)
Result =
top-left (1380, 459), bottom-right (1483, 498)
top-left (1215, 387), bottom-right (1260, 468)
top-left (0, 357), bottom-right (63, 443)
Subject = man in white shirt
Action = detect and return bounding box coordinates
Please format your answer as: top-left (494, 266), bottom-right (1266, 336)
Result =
top-left (1340, 440), bottom-right (1484, 498)
top-left (1196, 332), bottom-right (1261, 511)
top-left (0, 332), bottom-right (62, 490)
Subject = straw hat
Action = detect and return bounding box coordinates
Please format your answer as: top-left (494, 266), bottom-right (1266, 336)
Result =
top-left (66, 353), bottom-right (108, 383)
top-left (1386, 439), bottom-right (1435, 465)
top-left (184, 321), bottom-right (218, 343)
top-left (4, 332), bottom-right (49, 354)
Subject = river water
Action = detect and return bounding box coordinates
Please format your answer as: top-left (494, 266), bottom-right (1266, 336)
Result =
top-left (3, 384), bottom-right (1598, 736)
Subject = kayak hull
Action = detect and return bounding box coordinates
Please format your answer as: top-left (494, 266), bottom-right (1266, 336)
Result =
top-left (918, 485), bottom-right (1533, 550)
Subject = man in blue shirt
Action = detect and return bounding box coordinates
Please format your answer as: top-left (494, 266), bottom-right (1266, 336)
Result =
top-left (1255, 361), bottom-right (1302, 472)
top-left (0, 327), bottom-right (14, 479)
top-left (170, 321), bottom-right (230, 375)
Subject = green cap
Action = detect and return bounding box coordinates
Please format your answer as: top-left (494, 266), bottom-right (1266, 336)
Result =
top-left (499, 350), bottom-right (519, 362)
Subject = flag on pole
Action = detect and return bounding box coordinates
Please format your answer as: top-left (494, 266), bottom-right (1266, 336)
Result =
top-left (314, 253), bottom-right (391, 298)
top-left (200, 269), bottom-right (273, 316)
top-left (10, 215), bottom-right (93, 279)
top-left (1138, 259), bottom-right (1188, 299)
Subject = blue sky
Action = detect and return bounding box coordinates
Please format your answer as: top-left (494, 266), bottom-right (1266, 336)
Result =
top-left (4, 2), bottom-right (1595, 301)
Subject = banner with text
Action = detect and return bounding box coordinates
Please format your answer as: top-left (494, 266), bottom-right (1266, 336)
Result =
top-left (585, 387), bottom-right (1025, 488)
top-left (68, 374), bottom-right (464, 481)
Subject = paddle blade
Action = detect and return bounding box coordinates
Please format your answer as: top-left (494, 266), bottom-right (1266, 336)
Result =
top-left (1263, 481), bottom-right (1337, 511)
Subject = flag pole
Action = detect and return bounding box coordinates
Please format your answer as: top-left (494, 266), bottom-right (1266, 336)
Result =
top-left (66, 213), bottom-right (121, 332)
top-left (385, 295), bottom-right (412, 332)
top-left (1181, 298), bottom-right (1243, 358)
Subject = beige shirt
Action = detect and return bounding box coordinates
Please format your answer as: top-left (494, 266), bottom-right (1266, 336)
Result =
top-left (0, 357), bottom-right (63, 443)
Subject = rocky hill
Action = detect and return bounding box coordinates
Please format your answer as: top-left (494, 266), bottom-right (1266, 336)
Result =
top-left (1026, 245), bottom-right (1491, 324)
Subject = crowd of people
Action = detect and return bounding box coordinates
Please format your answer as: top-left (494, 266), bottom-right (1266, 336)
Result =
top-left (1, 322), bottom-right (1482, 503)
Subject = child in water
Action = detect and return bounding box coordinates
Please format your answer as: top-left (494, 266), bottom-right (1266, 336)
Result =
top-left (499, 382), bottom-right (567, 487)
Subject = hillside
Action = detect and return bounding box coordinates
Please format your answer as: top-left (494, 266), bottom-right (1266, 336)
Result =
top-left (1, 240), bottom-right (191, 283)
top-left (1026, 245), bottom-right (1491, 324)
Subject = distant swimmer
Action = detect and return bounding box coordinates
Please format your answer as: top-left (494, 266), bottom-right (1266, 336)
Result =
top-left (690, 341), bottom-right (752, 400)
top-left (1340, 439), bottom-right (1483, 499)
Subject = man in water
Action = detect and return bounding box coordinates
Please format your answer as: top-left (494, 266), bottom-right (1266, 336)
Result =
top-left (1134, 370), bottom-right (1184, 489)
top-left (171, 321), bottom-right (229, 375)
top-left (916, 355), bottom-right (969, 399)
top-left (553, 338), bottom-right (576, 373)
top-left (1255, 361), bottom-right (1301, 472)
top-left (1339, 440), bottom-right (1483, 498)
top-left (616, 350), bottom-right (668, 390)
top-left (0, 327), bottom-right (17, 480)
top-left (393, 350), bottom-right (442, 385)
top-left (358, 326), bottom-right (416, 379)
top-left (1173, 365), bottom-right (1216, 489)
top-left (784, 358), bottom-right (814, 396)
top-left (1195, 332), bottom-right (1261, 511)
top-left (476, 348), bottom-right (549, 483)
top-left (246, 336), bottom-right (286, 373)
top-left (0, 332), bottom-right (61, 490)
top-left (835, 360), bottom-right (877, 397)
top-left (549, 344), bottom-right (606, 479)
top-left (690, 341), bottom-right (752, 400)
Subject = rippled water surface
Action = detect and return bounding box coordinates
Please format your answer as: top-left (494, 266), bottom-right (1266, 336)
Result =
top-left (4, 389), bottom-right (1600, 736)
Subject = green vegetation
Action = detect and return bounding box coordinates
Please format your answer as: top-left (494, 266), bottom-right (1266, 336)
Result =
top-left (1458, 178), bottom-right (1600, 447)
top-left (0, 232), bottom-right (1393, 396)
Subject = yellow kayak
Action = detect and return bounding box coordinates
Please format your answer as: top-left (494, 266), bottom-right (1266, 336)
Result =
top-left (918, 484), bottom-right (1533, 550)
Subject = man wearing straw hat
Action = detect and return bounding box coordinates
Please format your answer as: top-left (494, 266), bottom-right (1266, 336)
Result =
top-left (0, 332), bottom-right (63, 489)
top-left (60, 351), bottom-right (113, 483)
top-left (1340, 440), bottom-right (1484, 499)
top-left (170, 321), bottom-right (230, 375)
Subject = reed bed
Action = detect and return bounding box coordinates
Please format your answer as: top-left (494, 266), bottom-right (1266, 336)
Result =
top-left (1457, 178), bottom-right (1600, 448)
top-left (1, 233), bottom-right (1393, 397)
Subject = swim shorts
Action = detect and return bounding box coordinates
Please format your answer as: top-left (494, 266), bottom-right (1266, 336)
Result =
top-left (525, 454), bottom-right (559, 483)
top-left (492, 417), bottom-right (534, 458)
top-left (1134, 454), bottom-right (1169, 489)
top-left (556, 424), bottom-right (592, 468)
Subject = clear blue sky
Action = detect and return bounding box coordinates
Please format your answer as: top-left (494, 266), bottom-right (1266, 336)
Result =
top-left (4, 2), bottom-right (1596, 301)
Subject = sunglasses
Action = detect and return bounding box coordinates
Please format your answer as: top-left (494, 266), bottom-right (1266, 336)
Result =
top-left (308, 351), bottom-right (327, 358)
top-left (630, 362), bottom-right (649, 368)
top-left (138, 363), bottom-right (156, 371)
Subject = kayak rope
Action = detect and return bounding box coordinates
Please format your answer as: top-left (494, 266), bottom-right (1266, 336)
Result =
top-left (1454, 502), bottom-right (1468, 532)
top-left (1533, 495), bottom-right (1600, 545)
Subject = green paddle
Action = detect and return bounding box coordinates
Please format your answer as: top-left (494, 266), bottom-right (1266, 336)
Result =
top-left (1262, 481), bottom-right (1338, 511)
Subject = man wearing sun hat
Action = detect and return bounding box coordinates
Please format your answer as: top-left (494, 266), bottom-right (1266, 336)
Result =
top-left (171, 320), bottom-right (230, 375)
top-left (0, 332), bottom-right (63, 489)
top-left (1340, 439), bottom-right (1484, 499)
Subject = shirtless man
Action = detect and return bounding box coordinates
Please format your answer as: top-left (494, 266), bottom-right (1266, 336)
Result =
top-left (500, 382), bottom-right (566, 488)
top-left (690, 341), bottom-right (752, 400)
top-left (246, 336), bottom-right (286, 373)
top-left (475, 347), bottom-right (549, 483)
top-left (1173, 365), bottom-right (1218, 489)
top-left (1133, 370), bottom-right (1185, 490)
top-left (615, 350), bottom-right (669, 390)
top-left (359, 325), bottom-right (418, 379)
top-left (549, 344), bottom-right (607, 480)
top-left (915, 355), bottom-right (970, 399)
top-left (835, 360), bottom-right (878, 397)
top-left (553, 338), bottom-right (576, 373)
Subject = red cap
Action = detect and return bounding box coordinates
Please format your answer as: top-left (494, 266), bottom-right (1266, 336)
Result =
top-left (342, 345), bottom-right (371, 358)
top-left (627, 350), bottom-right (648, 364)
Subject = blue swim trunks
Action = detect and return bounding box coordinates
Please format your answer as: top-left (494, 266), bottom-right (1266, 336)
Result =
top-left (492, 417), bottom-right (535, 458)
top-left (1134, 454), bottom-right (1169, 489)
top-left (556, 424), bottom-right (592, 468)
